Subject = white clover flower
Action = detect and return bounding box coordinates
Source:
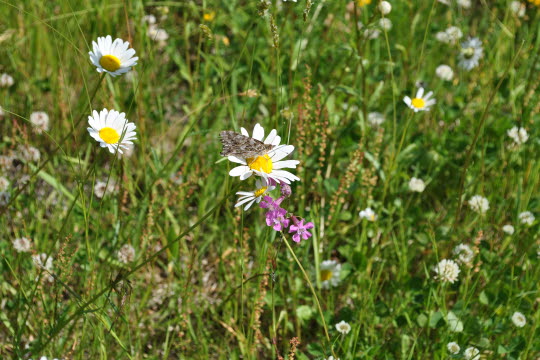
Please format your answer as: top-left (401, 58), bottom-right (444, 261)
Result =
top-left (326, 357), bottom-right (340, 360)
top-left (359, 207), bottom-right (377, 221)
top-left (12, 237), bottom-right (32, 253)
top-left (379, 1), bottom-right (392, 14)
top-left (469, 195), bottom-right (489, 214)
top-left (435, 64), bottom-right (454, 81)
top-left (147, 25), bottom-right (170, 42)
top-left (510, 1), bottom-right (526, 17)
top-left (409, 177), bottom-right (426, 192)
top-left (436, 26), bottom-right (463, 44)
top-left (458, 37), bottom-right (483, 71)
top-left (118, 244), bottom-right (136, 263)
top-left (502, 224), bottom-right (514, 235)
top-left (235, 178), bottom-right (275, 211)
top-left (226, 124), bottom-right (300, 184)
top-left (507, 126), bottom-right (528, 145)
top-left (29, 111), bottom-right (50, 134)
top-left (94, 180), bottom-right (117, 199)
top-left (403, 87), bottom-right (436, 112)
top-left (447, 342), bottom-right (460, 354)
top-left (320, 260), bottom-right (342, 289)
top-left (464, 346), bottom-right (480, 360)
top-left (0, 73), bottom-right (14, 87)
top-left (511, 311), bottom-right (526, 327)
top-left (143, 14), bottom-right (157, 24)
top-left (434, 259), bottom-right (460, 283)
top-left (0, 176), bottom-right (9, 191)
top-left (518, 211), bottom-right (534, 226)
top-left (379, 18), bottom-right (392, 31)
top-left (453, 244), bottom-right (474, 265)
top-left (17, 145), bottom-right (41, 162)
top-left (335, 320), bottom-right (351, 335)
top-left (367, 112), bottom-right (385, 127)
top-left (89, 35), bottom-right (138, 77)
top-left (87, 108), bottom-right (137, 155)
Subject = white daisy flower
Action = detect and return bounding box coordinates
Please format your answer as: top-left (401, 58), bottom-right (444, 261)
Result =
top-left (89, 35), bottom-right (138, 77)
top-left (359, 207), bottom-right (377, 221)
top-left (511, 311), bottom-right (526, 327)
top-left (502, 224), bottom-right (514, 235)
top-left (12, 237), bottom-right (32, 253)
top-left (409, 177), bottom-right (426, 192)
top-left (469, 195), bottom-right (489, 214)
top-left (507, 126), bottom-right (528, 145)
top-left (30, 111), bottom-right (50, 134)
top-left (335, 320), bottom-right (351, 335)
top-left (457, 0), bottom-right (471, 8)
top-left (435, 64), bottom-right (454, 81)
top-left (453, 244), bottom-right (474, 265)
top-left (458, 37), bottom-right (483, 71)
top-left (147, 25), bottom-right (170, 42)
top-left (87, 108), bottom-right (137, 154)
top-left (234, 178), bottom-right (275, 210)
top-left (464, 346), bottom-right (480, 360)
top-left (447, 342), bottom-right (460, 354)
top-left (0, 73), bottom-right (14, 87)
top-left (403, 87), bottom-right (436, 112)
top-left (434, 259), bottom-right (460, 283)
top-left (436, 26), bottom-right (462, 44)
top-left (378, 1), bottom-right (392, 14)
top-left (367, 112), bottom-right (385, 127)
top-left (518, 211), bottom-right (534, 226)
top-left (227, 124), bottom-right (300, 184)
top-left (320, 260), bottom-right (342, 289)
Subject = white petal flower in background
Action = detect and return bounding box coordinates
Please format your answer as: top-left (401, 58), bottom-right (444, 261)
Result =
top-left (320, 260), bottom-right (342, 289)
top-left (403, 87), bottom-right (436, 112)
top-left (12, 237), bottom-right (32, 253)
top-left (507, 126), bottom-right (528, 146)
top-left (469, 195), bottom-right (489, 214)
top-left (464, 346), bottom-right (480, 360)
top-left (453, 244), bottom-right (474, 265)
top-left (447, 342), bottom-right (460, 354)
top-left (511, 311), bottom-right (526, 327)
top-left (335, 320), bottom-right (351, 335)
top-left (458, 37), bottom-right (483, 71)
top-left (0, 73), bottom-right (14, 87)
top-left (409, 177), bottom-right (426, 192)
top-left (518, 211), bottom-right (534, 226)
top-left (87, 108), bottom-right (137, 155)
top-left (510, 1), bottom-right (526, 17)
top-left (367, 112), bottom-right (385, 127)
top-left (378, 1), bottom-right (392, 15)
top-left (379, 18), bottom-right (392, 31)
top-left (0, 176), bottom-right (9, 191)
top-left (502, 224), bottom-right (514, 235)
top-left (359, 207), bottom-right (377, 221)
top-left (94, 179), bottom-right (118, 199)
top-left (434, 259), bottom-right (460, 283)
top-left (89, 35), bottom-right (138, 77)
top-left (435, 64), bottom-right (454, 81)
top-left (118, 244), bottom-right (136, 264)
top-left (30, 111), bottom-right (50, 134)
top-left (435, 26), bottom-right (462, 44)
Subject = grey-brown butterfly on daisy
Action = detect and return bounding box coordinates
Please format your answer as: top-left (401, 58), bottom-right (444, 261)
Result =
top-left (220, 123), bottom-right (300, 184)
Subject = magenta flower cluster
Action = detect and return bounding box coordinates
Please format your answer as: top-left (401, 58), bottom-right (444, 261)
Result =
top-left (259, 182), bottom-right (314, 243)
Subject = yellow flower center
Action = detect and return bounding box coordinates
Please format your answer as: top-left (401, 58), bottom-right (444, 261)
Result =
top-left (247, 154), bottom-right (273, 173)
top-left (99, 54), bottom-right (121, 72)
top-left (254, 186), bottom-right (268, 198)
top-left (462, 47), bottom-right (475, 59)
top-left (99, 127), bottom-right (120, 144)
top-left (357, 0), bottom-right (372, 6)
top-left (321, 270), bottom-right (333, 281)
top-left (411, 98), bottom-right (425, 109)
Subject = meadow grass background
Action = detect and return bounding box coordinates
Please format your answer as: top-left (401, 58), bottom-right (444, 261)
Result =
top-left (1, 0), bottom-right (540, 359)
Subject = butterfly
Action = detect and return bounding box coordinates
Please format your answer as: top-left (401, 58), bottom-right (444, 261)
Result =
top-left (220, 130), bottom-right (274, 158)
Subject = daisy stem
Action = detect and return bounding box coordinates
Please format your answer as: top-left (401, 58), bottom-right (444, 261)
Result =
top-left (281, 234), bottom-right (337, 358)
